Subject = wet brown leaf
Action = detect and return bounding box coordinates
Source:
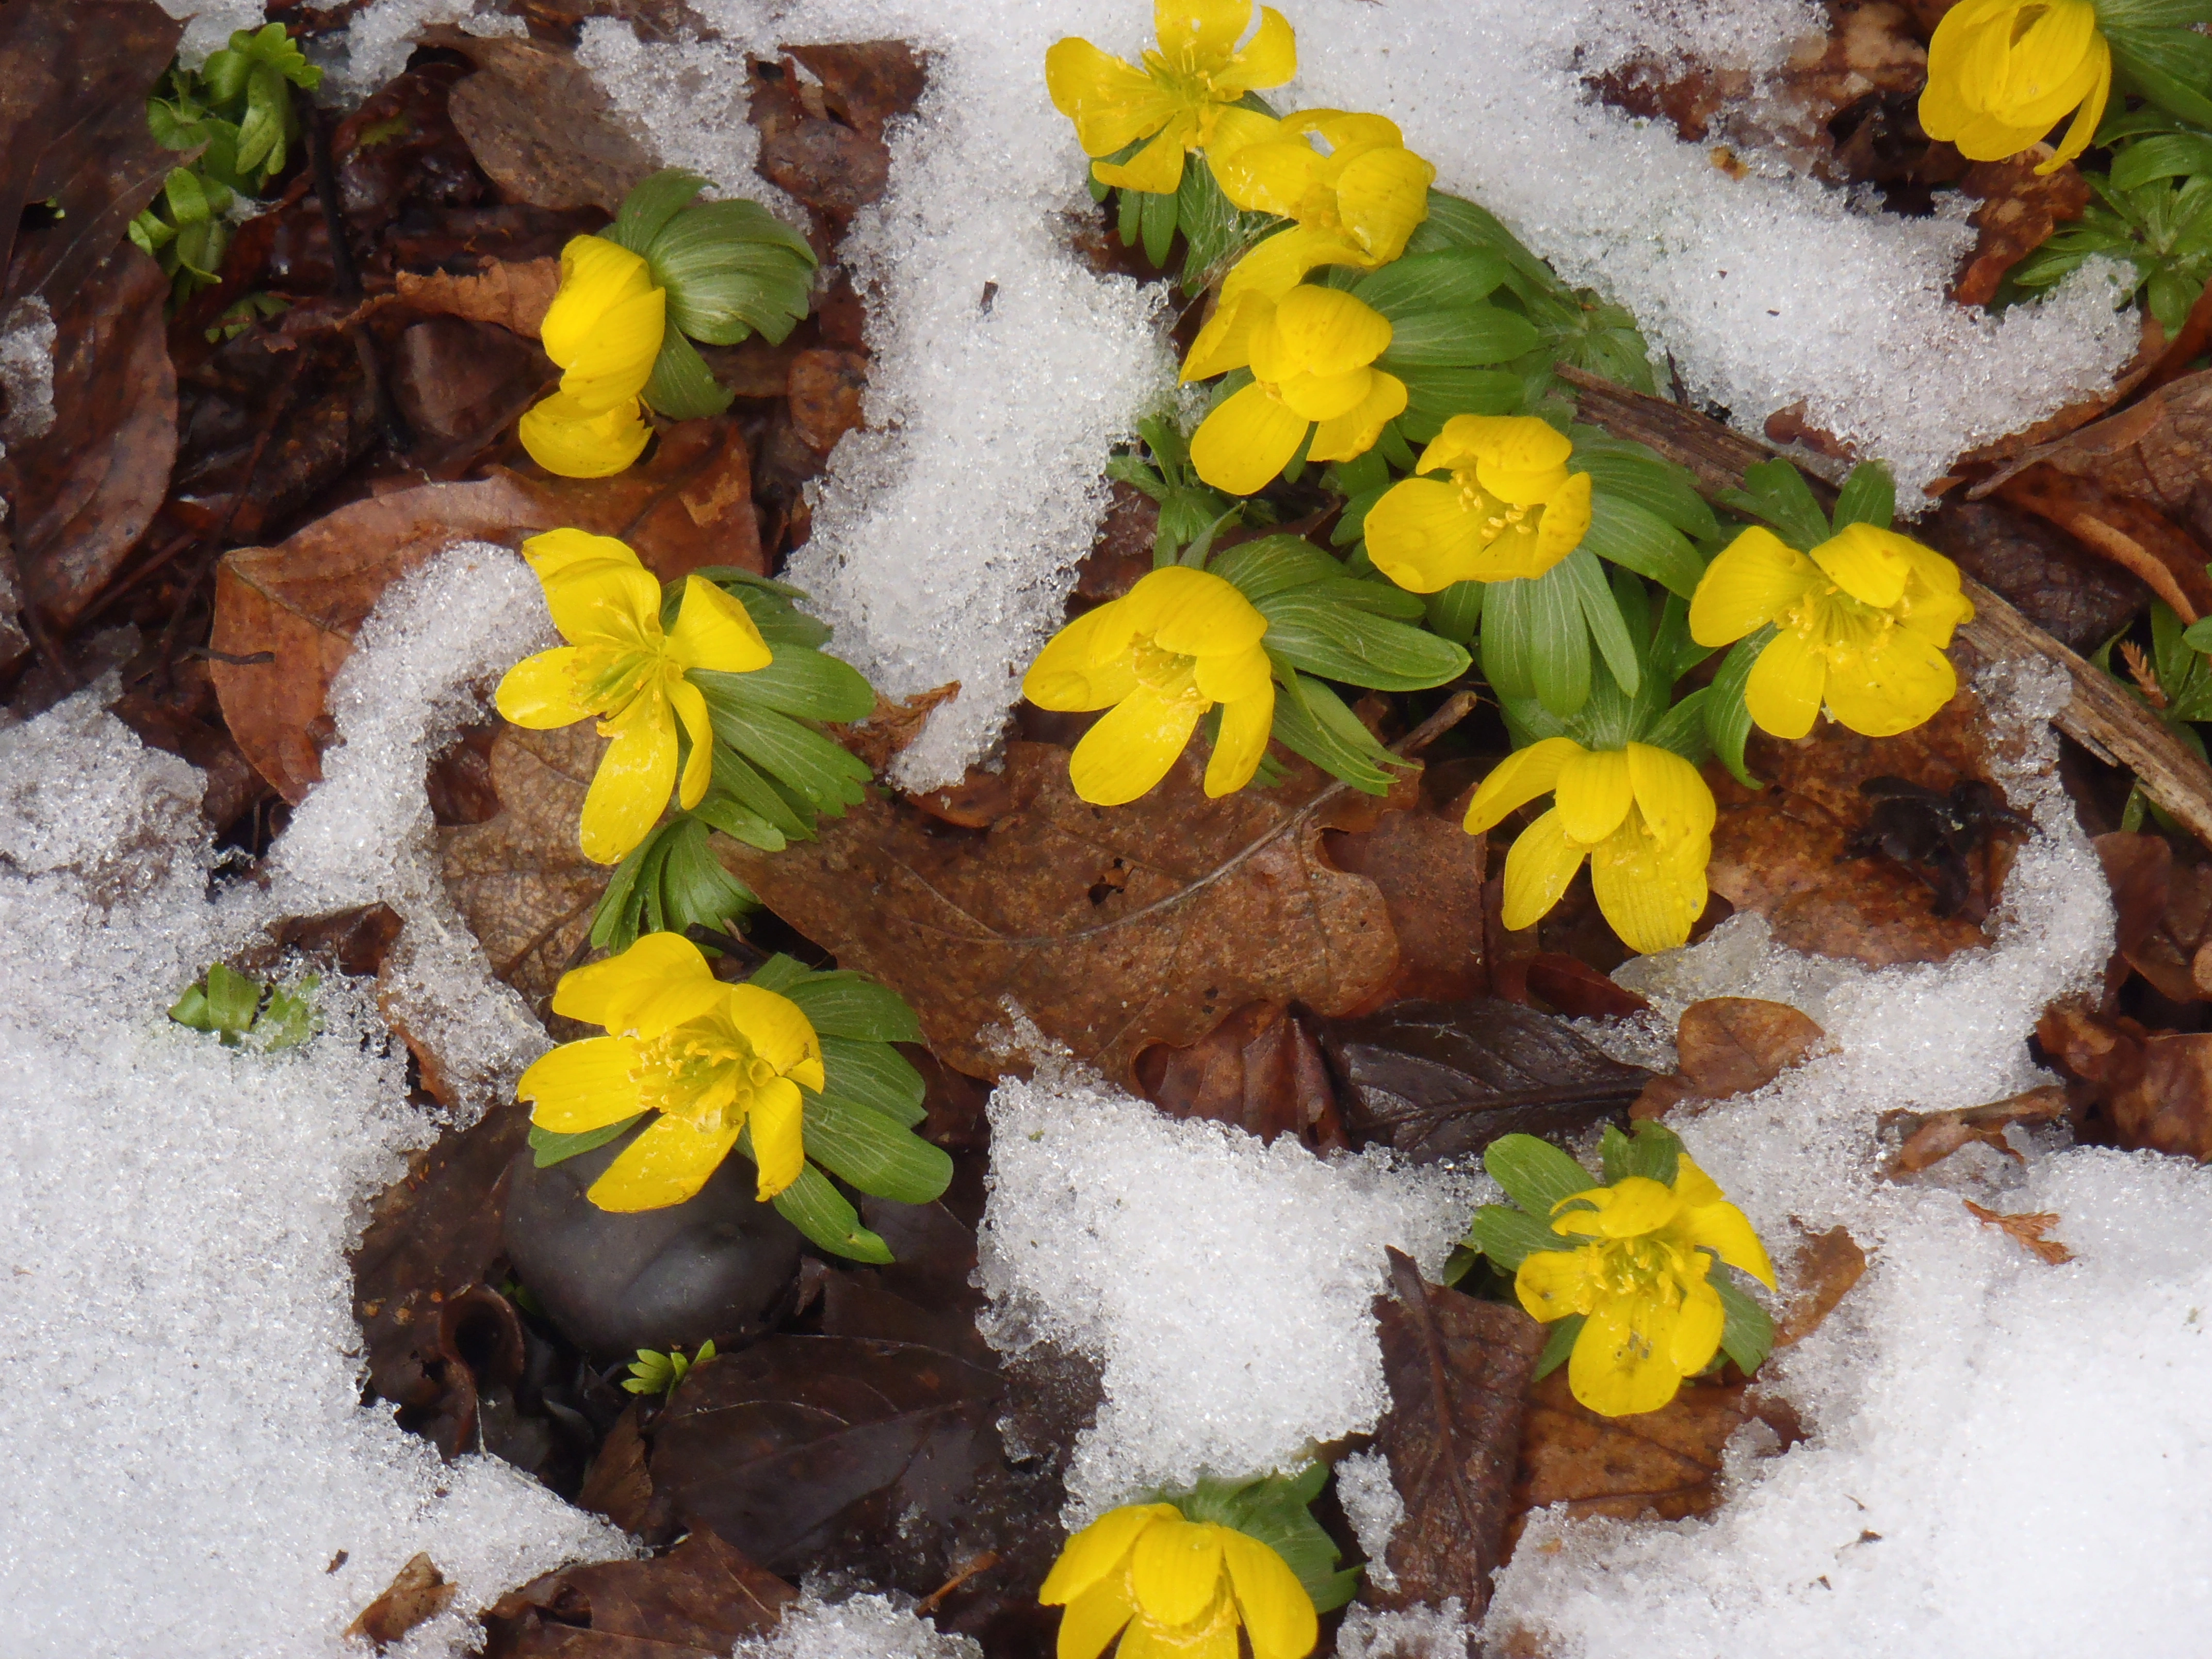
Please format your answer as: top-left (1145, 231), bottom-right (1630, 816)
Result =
top-left (1074, 480), bottom-right (1158, 604)
top-left (719, 739), bottom-right (1407, 1085)
top-left (1774, 1223), bottom-right (1869, 1346)
top-left (1977, 368), bottom-right (2212, 548)
top-left (1993, 464), bottom-right (2212, 624)
top-left (2093, 832), bottom-right (2212, 1002)
top-left (1963, 1199), bottom-right (2075, 1265)
top-left (1367, 1251), bottom-right (1544, 1620)
top-left (435, 30), bottom-right (656, 214)
top-left (1951, 147), bottom-right (2090, 306)
top-left (786, 346), bottom-right (870, 456)
top-left (388, 316), bottom-right (551, 468)
top-left (511, 416), bottom-right (766, 582)
top-left (482, 1528), bottom-right (796, 1659)
top-left (1680, 998), bottom-right (1826, 1094)
top-left (2038, 1000), bottom-right (2212, 1161)
top-left (1133, 1000), bottom-right (1343, 1148)
top-left (440, 721), bottom-right (609, 1009)
top-left (782, 41), bottom-right (930, 144)
top-left (346, 1554), bottom-right (457, 1650)
top-left (1886, 1084), bottom-right (2065, 1173)
top-left (1523, 953), bottom-right (1651, 1019)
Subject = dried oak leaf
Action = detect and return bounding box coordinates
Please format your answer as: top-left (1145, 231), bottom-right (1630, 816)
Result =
top-left (719, 739), bottom-right (1403, 1085)
top-left (482, 1527), bottom-right (796, 1659)
top-left (1963, 1199), bottom-right (2075, 1265)
top-left (1523, 953), bottom-right (1651, 1019)
top-left (1951, 145), bottom-right (2091, 306)
top-left (2038, 1000), bottom-right (2212, 1160)
top-left (439, 721), bottom-right (610, 1010)
top-left (1635, 996), bottom-right (1827, 1118)
top-left (1133, 1000), bottom-right (1344, 1148)
top-left (346, 1554), bottom-right (457, 1650)
top-left (1326, 780), bottom-right (1489, 1002)
top-left (1368, 1250), bottom-right (1544, 1620)
top-left (434, 30), bottom-right (656, 215)
top-left (1978, 367), bottom-right (2212, 548)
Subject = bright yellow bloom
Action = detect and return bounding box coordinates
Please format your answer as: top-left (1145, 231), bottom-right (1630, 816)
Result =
top-left (1920, 0), bottom-right (2112, 173)
top-left (520, 235), bottom-right (668, 477)
top-left (1046, 0), bottom-right (1295, 195)
top-left (495, 530), bottom-right (772, 864)
top-left (1214, 110), bottom-right (1437, 303)
top-left (1024, 565), bottom-right (1274, 805)
top-left (1688, 522), bottom-right (1974, 741)
top-left (1464, 738), bottom-right (1716, 955)
top-left (1182, 286), bottom-right (1407, 496)
top-left (517, 933), bottom-right (826, 1210)
top-left (1515, 1157), bottom-right (1776, 1416)
top-left (1363, 415), bottom-right (1595, 592)
top-left (1040, 1503), bottom-right (1318, 1659)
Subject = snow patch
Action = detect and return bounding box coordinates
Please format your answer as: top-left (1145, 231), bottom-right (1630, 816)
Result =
top-left (731, 1589), bottom-right (982, 1657)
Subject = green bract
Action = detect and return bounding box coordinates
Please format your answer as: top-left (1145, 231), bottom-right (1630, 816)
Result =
top-left (169, 963), bottom-right (320, 1050)
top-left (623, 1339), bottom-right (714, 1397)
top-left (1495, 564), bottom-right (1716, 766)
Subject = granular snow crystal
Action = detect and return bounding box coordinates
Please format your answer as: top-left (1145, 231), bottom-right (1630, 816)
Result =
top-left (730, 1589), bottom-right (982, 1658)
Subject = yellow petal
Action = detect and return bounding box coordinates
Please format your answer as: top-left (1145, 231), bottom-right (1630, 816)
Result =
top-left (1673, 1154), bottom-right (1726, 1209)
top-left (1670, 1272), bottom-right (1727, 1375)
top-left (2044, 36), bottom-right (2110, 169)
top-left (580, 702), bottom-right (677, 864)
top-left (562, 285), bottom-right (666, 413)
top-left (1591, 818), bottom-right (1710, 954)
top-left (1129, 1519), bottom-right (1225, 1627)
top-left (1130, 565), bottom-right (1269, 655)
top-left (1500, 808), bottom-right (1587, 931)
top-left (1625, 742), bottom-right (1716, 843)
top-left (1364, 477), bottom-right (1488, 594)
top-left (1220, 4), bottom-right (1296, 90)
top-left (1193, 642), bottom-right (1273, 704)
top-left (547, 560), bottom-right (662, 653)
top-left (1042, 1505), bottom-right (1180, 1605)
top-left (540, 235), bottom-right (655, 371)
top-left (1533, 471), bottom-right (1593, 570)
top-left (743, 1075), bottom-right (807, 1199)
top-left (1027, 605), bottom-right (1145, 711)
top-left (1205, 684), bottom-right (1274, 796)
top-left (1219, 1531), bottom-right (1316, 1659)
top-left (1468, 416), bottom-right (1574, 505)
top-left (1583, 1176), bottom-right (1680, 1238)
top-left (1263, 285), bottom-right (1392, 378)
top-left (1683, 1196), bottom-right (1779, 1288)
top-left (1743, 626), bottom-right (1827, 741)
top-left (1688, 526), bottom-right (1816, 647)
top-left (1334, 144), bottom-right (1435, 262)
top-left (1810, 522), bottom-right (1913, 609)
top-left (1202, 105), bottom-right (1283, 166)
top-left (1554, 745), bottom-right (1635, 845)
top-left (496, 647), bottom-right (592, 729)
top-left (1274, 365), bottom-right (1378, 424)
top-left (667, 675), bottom-right (715, 810)
top-left (1569, 1295), bottom-right (1688, 1416)
top-left (1218, 227), bottom-right (1369, 306)
top-left (1055, 1577), bottom-right (1138, 1659)
top-left (668, 575), bottom-right (772, 674)
top-left (1189, 381), bottom-right (1310, 496)
top-left (525, 528), bottom-right (641, 584)
top-left (586, 1113), bottom-right (740, 1211)
top-left (552, 931), bottom-right (721, 1035)
top-left (1822, 626), bottom-right (1957, 738)
top-left (1212, 131), bottom-right (1315, 216)
top-left (726, 982), bottom-right (822, 1078)
top-left (1183, 291), bottom-right (1273, 382)
top-left (1068, 683), bottom-right (1208, 805)
top-left (1515, 1246), bottom-right (1596, 1322)
top-left (518, 1035), bottom-right (643, 1132)
top-left (1092, 117), bottom-right (1194, 193)
top-left (1046, 38), bottom-right (1180, 155)
top-left (1463, 736), bottom-right (1582, 834)
top-left (1305, 369), bottom-right (1404, 466)
top-left (519, 393), bottom-right (653, 479)
top-left (1156, 0), bottom-right (1255, 65)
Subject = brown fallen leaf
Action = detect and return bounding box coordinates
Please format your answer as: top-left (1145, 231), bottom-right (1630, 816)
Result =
top-left (507, 415), bottom-right (768, 582)
top-left (387, 317), bottom-right (551, 471)
top-left (1886, 1084), bottom-right (2067, 1173)
top-left (1522, 953), bottom-right (1651, 1019)
top-left (830, 682), bottom-right (962, 772)
top-left (1636, 996), bottom-right (1828, 1118)
top-left (1963, 1199), bottom-right (2075, 1265)
top-left (721, 738), bottom-right (1414, 1084)
top-left (2092, 831), bottom-right (2212, 1003)
top-left (749, 53), bottom-right (897, 227)
top-left (1951, 146), bottom-right (2091, 306)
top-left (786, 346), bottom-right (870, 456)
top-left (1774, 1223), bottom-right (1868, 1346)
top-left (482, 1528), bottom-right (795, 1659)
top-left (438, 721), bottom-right (609, 1010)
top-left (782, 41), bottom-right (931, 144)
top-left (2037, 1000), bottom-right (2212, 1161)
top-left (1994, 464), bottom-right (2212, 625)
top-left (434, 29), bottom-right (655, 215)
top-left (346, 1553), bottom-right (457, 1650)
top-left (1920, 494), bottom-right (2148, 655)
top-left (1367, 1250), bottom-right (1544, 1620)
top-left (396, 258), bottom-right (562, 338)
top-left (1975, 367), bottom-right (2212, 533)
top-left (1133, 1000), bottom-right (1343, 1147)
top-left (1326, 780), bottom-right (1489, 1002)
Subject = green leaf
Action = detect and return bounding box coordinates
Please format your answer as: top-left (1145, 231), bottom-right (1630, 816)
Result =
top-left (1352, 248), bottom-right (1514, 316)
top-left (1483, 1132), bottom-right (1596, 1216)
top-left (529, 1114), bottom-right (647, 1168)
top-left (1390, 364), bottom-right (1523, 441)
top-left (1642, 687), bottom-right (1713, 762)
top-left (644, 326), bottom-right (736, 420)
top-left (703, 696), bottom-right (872, 817)
top-left (801, 1092), bottom-right (952, 1203)
top-left (1831, 460), bottom-right (1896, 531)
top-left (1704, 626), bottom-right (1772, 789)
top-left (778, 971), bottom-right (923, 1043)
top-left (1252, 590), bottom-right (1471, 690)
top-left (1265, 663), bottom-right (1401, 793)
top-left (1175, 155), bottom-right (1266, 291)
top-left (1424, 580), bottom-right (1484, 646)
top-left (1464, 1203), bottom-right (1562, 1271)
top-left (1721, 459), bottom-right (1832, 551)
top-left (2182, 614), bottom-right (2212, 653)
top-left (2111, 131), bottom-right (2212, 192)
top-left (1598, 1120), bottom-right (1682, 1185)
top-left (1375, 303), bottom-right (1539, 368)
top-left (1714, 1272), bottom-right (1776, 1374)
top-left (256, 977), bottom-right (321, 1049)
top-left (1569, 434), bottom-right (1719, 540)
top-left (772, 1164), bottom-right (894, 1262)
top-left (1533, 1312), bottom-right (1584, 1380)
top-left (1578, 486), bottom-right (1711, 598)
top-left (610, 168), bottom-right (709, 255)
top-left (168, 983), bottom-right (215, 1031)
top-left (647, 200), bottom-right (817, 346)
top-left (2097, 0), bottom-right (2212, 30)
top-left (1140, 183), bottom-right (1178, 267)
top-left (707, 742), bottom-right (818, 843)
top-left (1210, 535), bottom-right (1352, 598)
top-left (1401, 190), bottom-right (1563, 298)
top-left (2108, 25), bottom-right (2212, 132)
top-left (1182, 1468), bottom-right (1356, 1613)
top-left (660, 816), bottom-right (758, 927)
top-left (1483, 563), bottom-right (1590, 718)
top-left (819, 1035), bottom-right (928, 1126)
top-left (1562, 547), bottom-right (1641, 698)
top-left (205, 963), bottom-right (263, 1035)
top-left (164, 166), bottom-right (211, 226)
top-left (693, 649), bottom-right (875, 724)
top-left (745, 953), bottom-right (815, 994)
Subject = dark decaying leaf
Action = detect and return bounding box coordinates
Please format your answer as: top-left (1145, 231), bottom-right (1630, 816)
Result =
top-left (782, 41), bottom-right (931, 144)
top-left (346, 1554), bottom-right (456, 1651)
top-left (2093, 831), bottom-right (2212, 1003)
top-left (1325, 778), bottom-right (1490, 1002)
top-left (747, 43), bottom-right (929, 228)
top-left (1365, 1250), bottom-right (1544, 1621)
top-left (1973, 368), bottom-right (2212, 551)
top-left (481, 1528), bottom-right (796, 1659)
top-left (2037, 1000), bottom-right (2212, 1161)
top-left (1920, 494), bottom-right (2147, 655)
top-left (1524, 952), bottom-right (1651, 1019)
top-left (435, 30), bottom-right (656, 215)
top-left (1320, 1000), bottom-right (1652, 1161)
top-left (1134, 1000), bottom-right (1344, 1149)
top-left (786, 346), bottom-right (870, 456)
top-left (1950, 147), bottom-right (2092, 307)
top-left (1992, 464), bottom-right (2212, 625)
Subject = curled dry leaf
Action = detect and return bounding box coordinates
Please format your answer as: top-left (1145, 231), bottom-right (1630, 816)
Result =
top-left (482, 1528), bottom-right (796, 1659)
top-left (396, 258), bottom-right (562, 338)
top-left (1133, 1000), bottom-right (1343, 1148)
top-left (719, 739), bottom-right (1408, 1085)
top-left (1886, 1084), bottom-right (2067, 1174)
top-left (782, 41), bottom-right (931, 144)
top-left (1950, 147), bottom-right (2091, 307)
top-left (2093, 831), bottom-right (2212, 1003)
top-left (1976, 367), bottom-right (2212, 534)
top-left (1366, 1250), bottom-right (1544, 1621)
top-left (831, 682), bottom-right (961, 772)
top-left (433, 29), bottom-right (655, 215)
top-left (1635, 997), bottom-right (1827, 1118)
top-left (1963, 1199), bottom-right (2076, 1265)
top-left (345, 1553), bottom-right (456, 1651)
top-left (1774, 1222), bottom-right (1868, 1346)
top-left (2037, 1000), bottom-right (2212, 1161)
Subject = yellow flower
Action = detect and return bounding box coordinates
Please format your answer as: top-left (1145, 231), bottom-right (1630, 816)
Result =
top-left (520, 235), bottom-right (668, 477)
top-left (1182, 286), bottom-right (1407, 496)
top-left (495, 530), bottom-right (772, 864)
top-left (1919, 0), bottom-right (2112, 173)
top-left (1040, 1503), bottom-right (1318, 1659)
top-left (1688, 522), bottom-right (1974, 740)
top-left (1515, 1156), bottom-right (1776, 1416)
top-left (1025, 565), bottom-right (1274, 805)
top-left (1463, 738), bottom-right (1716, 954)
top-left (1214, 110), bottom-right (1437, 303)
top-left (517, 933), bottom-right (826, 1210)
top-left (1363, 415), bottom-right (1595, 592)
top-left (1046, 0), bottom-right (1295, 195)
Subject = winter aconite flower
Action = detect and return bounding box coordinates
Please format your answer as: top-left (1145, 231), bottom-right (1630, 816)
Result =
top-left (1689, 522), bottom-right (1974, 740)
top-left (1183, 285), bottom-right (1406, 496)
top-left (1215, 111), bottom-right (1436, 302)
top-left (1046, 0), bottom-right (1295, 194)
top-left (1023, 565), bottom-right (1273, 805)
top-left (1464, 738), bottom-right (1716, 954)
top-left (1516, 1157), bottom-right (1776, 1416)
top-left (496, 530), bottom-right (771, 864)
top-left (1040, 1503), bottom-right (1318, 1659)
top-left (1919, 0), bottom-right (2111, 173)
top-left (518, 933), bottom-right (826, 1210)
top-left (1363, 415), bottom-right (1595, 592)
top-left (519, 235), bottom-right (668, 477)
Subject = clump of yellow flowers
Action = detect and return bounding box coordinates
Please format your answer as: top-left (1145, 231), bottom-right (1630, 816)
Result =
top-left (1364, 415), bottom-right (1594, 591)
top-left (1466, 1123), bottom-right (1777, 1417)
top-left (1213, 110), bottom-right (1435, 301)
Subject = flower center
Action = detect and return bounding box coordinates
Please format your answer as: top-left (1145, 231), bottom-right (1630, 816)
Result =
top-left (633, 1018), bottom-right (778, 1131)
top-left (1455, 470), bottom-right (1542, 548)
top-left (1584, 1232), bottom-right (1697, 1304)
top-left (1783, 584), bottom-right (1911, 671)
top-left (1130, 637), bottom-right (1206, 702)
top-left (573, 636), bottom-right (678, 725)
